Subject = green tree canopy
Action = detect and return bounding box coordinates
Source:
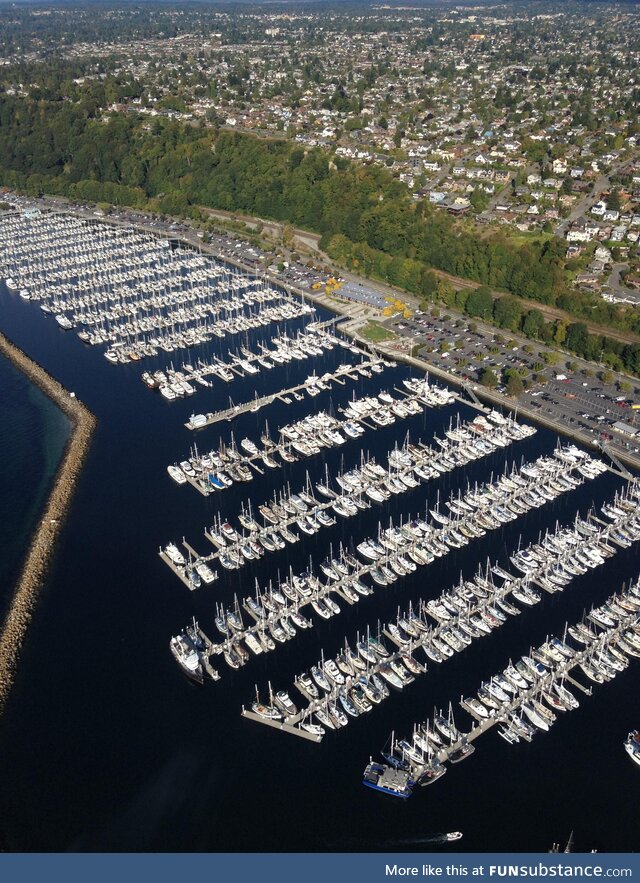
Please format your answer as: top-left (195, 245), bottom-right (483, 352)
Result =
top-left (465, 285), bottom-right (493, 320)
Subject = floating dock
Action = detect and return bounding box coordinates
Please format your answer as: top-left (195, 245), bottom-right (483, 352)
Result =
top-left (184, 358), bottom-right (385, 429)
top-left (163, 410), bottom-right (539, 582)
top-left (240, 708), bottom-right (323, 742)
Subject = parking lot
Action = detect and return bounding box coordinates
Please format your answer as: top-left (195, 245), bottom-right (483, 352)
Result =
top-left (384, 309), bottom-right (640, 469)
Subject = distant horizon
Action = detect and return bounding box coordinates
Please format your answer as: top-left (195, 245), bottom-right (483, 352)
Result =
top-left (3, 0), bottom-right (640, 7)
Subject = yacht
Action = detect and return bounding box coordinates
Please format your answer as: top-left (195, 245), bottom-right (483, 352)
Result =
top-left (167, 465), bottom-right (187, 484)
top-left (164, 543), bottom-right (186, 566)
top-left (170, 633), bottom-right (204, 684)
top-left (195, 560), bottom-right (217, 584)
top-left (624, 730), bottom-right (640, 767)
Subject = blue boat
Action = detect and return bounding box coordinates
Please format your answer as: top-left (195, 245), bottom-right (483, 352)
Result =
top-left (208, 473), bottom-right (226, 490)
top-left (362, 761), bottom-right (414, 798)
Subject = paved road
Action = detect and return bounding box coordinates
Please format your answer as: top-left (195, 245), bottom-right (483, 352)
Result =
top-left (555, 152), bottom-right (637, 236)
top-left (200, 206), bottom-right (323, 255)
top-left (603, 263), bottom-right (640, 305)
top-left (381, 309), bottom-right (640, 470)
top-left (478, 174), bottom-right (516, 220)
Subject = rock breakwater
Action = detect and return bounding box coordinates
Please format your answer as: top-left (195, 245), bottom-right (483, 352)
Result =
top-left (0, 332), bottom-right (95, 712)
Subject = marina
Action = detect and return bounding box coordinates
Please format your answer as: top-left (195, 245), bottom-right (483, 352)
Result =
top-left (372, 576), bottom-right (640, 797)
top-left (182, 356), bottom-right (388, 429)
top-left (241, 484), bottom-right (640, 740)
top-left (0, 213), bottom-right (314, 363)
top-left (0, 207), bottom-right (639, 851)
top-left (160, 413), bottom-right (543, 590)
top-left (138, 326), bottom-right (381, 411)
top-left (166, 379), bottom-right (462, 497)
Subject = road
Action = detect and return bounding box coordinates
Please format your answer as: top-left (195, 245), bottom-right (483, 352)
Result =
top-left (202, 204), bottom-right (640, 347)
top-left (9, 192), bottom-right (640, 471)
top-left (200, 206), bottom-right (323, 255)
top-left (603, 263), bottom-right (640, 306)
top-left (555, 152), bottom-right (637, 236)
top-left (478, 175), bottom-right (516, 220)
top-left (429, 268), bottom-right (640, 345)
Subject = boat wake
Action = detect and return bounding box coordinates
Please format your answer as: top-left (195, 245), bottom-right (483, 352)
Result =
top-left (386, 834), bottom-right (454, 846)
top-left (330, 833), bottom-right (456, 849)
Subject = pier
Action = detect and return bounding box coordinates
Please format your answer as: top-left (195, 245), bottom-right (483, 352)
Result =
top-left (412, 595), bottom-right (640, 779)
top-left (240, 708), bottom-right (323, 742)
top-left (159, 550), bottom-right (198, 591)
top-left (184, 358), bottom-right (385, 430)
top-left (171, 380), bottom-right (470, 499)
top-left (1, 211), bottom-right (319, 369)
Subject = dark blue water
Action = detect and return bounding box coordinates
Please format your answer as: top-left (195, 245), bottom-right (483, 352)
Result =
top-left (0, 347), bottom-right (70, 615)
top-left (0, 281), bottom-right (638, 853)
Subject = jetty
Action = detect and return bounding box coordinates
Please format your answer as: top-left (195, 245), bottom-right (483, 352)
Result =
top-left (0, 331), bottom-right (95, 713)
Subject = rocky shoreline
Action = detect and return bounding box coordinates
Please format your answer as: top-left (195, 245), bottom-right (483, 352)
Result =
top-left (0, 332), bottom-right (95, 713)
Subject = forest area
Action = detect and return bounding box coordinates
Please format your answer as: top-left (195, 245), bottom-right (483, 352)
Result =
top-left (1, 92), bottom-right (639, 375)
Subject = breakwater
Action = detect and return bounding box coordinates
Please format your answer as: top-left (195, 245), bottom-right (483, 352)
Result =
top-left (0, 331), bottom-right (95, 712)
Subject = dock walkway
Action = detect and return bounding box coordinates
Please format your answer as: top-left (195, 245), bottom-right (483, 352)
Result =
top-left (185, 358), bottom-right (384, 429)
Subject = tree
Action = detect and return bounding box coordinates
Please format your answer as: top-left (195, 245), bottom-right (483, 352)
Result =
top-left (522, 308), bottom-right (546, 339)
top-left (505, 371), bottom-right (524, 397)
top-left (420, 269), bottom-right (438, 299)
top-left (465, 285), bottom-right (493, 320)
top-left (566, 322), bottom-right (589, 356)
top-left (435, 279), bottom-right (455, 304)
top-left (542, 350), bottom-right (561, 366)
top-left (607, 188), bottom-right (621, 213)
top-left (493, 295), bottom-right (523, 331)
top-left (454, 288), bottom-right (470, 311)
top-left (554, 320), bottom-right (568, 346)
top-left (479, 367), bottom-right (499, 388)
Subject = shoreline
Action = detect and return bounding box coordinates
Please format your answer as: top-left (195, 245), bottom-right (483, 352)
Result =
top-left (0, 331), bottom-right (96, 713)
